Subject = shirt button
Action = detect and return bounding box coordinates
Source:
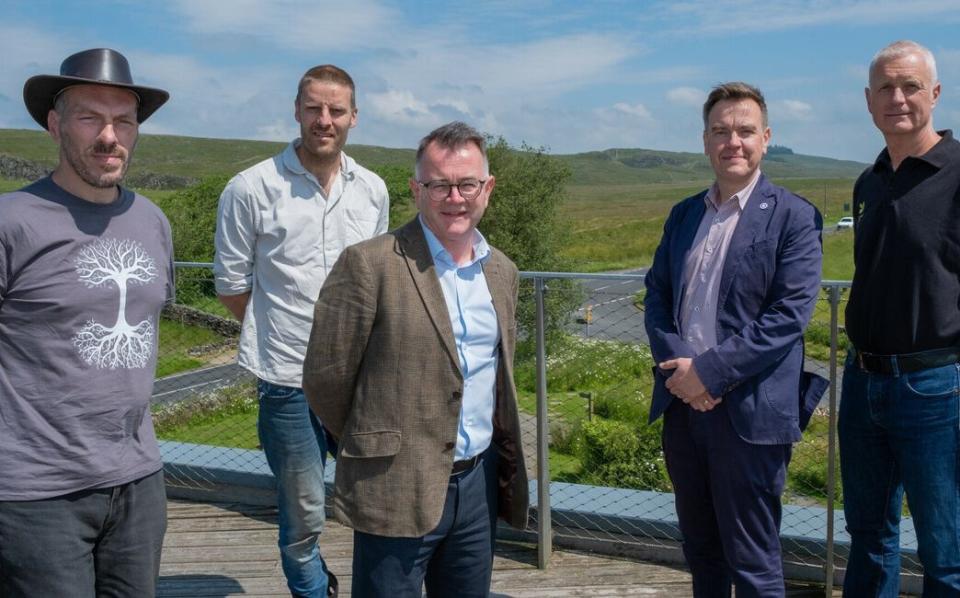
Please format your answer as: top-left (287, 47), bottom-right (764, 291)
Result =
top-left (694, 306), bottom-right (700, 312)
top-left (452, 390), bottom-right (463, 400)
top-left (445, 442), bottom-right (455, 450)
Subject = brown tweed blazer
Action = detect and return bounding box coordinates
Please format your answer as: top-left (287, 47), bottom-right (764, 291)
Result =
top-left (303, 218), bottom-right (529, 538)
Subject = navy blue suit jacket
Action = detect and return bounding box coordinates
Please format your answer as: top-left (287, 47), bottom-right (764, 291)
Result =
top-left (644, 174), bottom-right (827, 444)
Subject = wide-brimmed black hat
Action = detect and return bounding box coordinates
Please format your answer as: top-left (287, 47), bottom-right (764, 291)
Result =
top-left (23, 48), bottom-right (169, 130)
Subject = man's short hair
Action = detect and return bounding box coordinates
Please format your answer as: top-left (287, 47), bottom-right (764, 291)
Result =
top-left (702, 82), bottom-right (768, 129)
top-left (870, 40), bottom-right (938, 84)
top-left (296, 64), bottom-right (356, 109)
top-left (53, 90), bottom-right (69, 115)
top-left (415, 121), bottom-right (489, 179)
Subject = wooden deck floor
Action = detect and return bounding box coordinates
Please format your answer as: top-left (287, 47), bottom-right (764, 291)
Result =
top-left (160, 500), bottom-right (837, 597)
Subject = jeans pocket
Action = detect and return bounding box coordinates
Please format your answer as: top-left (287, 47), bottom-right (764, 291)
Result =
top-left (258, 380), bottom-right (300, 401)
top-left (902, 363), bottom-right (960, 398)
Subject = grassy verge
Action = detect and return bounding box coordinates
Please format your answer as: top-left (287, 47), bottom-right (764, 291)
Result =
top-left (153, 380), bottom-right (259, 448)
top-left (156, 318), bottom-right (229, 377)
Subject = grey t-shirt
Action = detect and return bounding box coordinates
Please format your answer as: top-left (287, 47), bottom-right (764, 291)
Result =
top-left (0, 177), bottom-right (174, 500)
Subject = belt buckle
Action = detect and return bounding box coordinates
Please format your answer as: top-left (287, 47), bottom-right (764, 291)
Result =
top-left (857, 351), bottom-right (866, 370)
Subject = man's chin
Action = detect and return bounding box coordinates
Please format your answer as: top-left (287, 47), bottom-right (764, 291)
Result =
top-left (304, 141), bottom-right (343, 159)
top-left (85, 171), bottom-right (125, 189)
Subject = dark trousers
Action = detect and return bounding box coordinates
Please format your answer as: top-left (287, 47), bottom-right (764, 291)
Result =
top-left (663, 401), bottom-right (791, 598)
top-left (0, 469), bottom-right (167, 598)
top-left (351, 448), bottom-right (498, 597)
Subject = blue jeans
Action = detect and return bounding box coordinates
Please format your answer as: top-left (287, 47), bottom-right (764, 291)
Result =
top-left (0, 469), bottom-right (166, 598)
top-left (838, 353), bottom-right (960, 597)
top-left (258, 379), bottom-right (337, 598)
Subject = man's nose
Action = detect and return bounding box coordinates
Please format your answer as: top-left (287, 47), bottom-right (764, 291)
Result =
top-left (446, 186), bottom-right (467, 203)
top-left (315, 108), bottom-right (333, 126)
top-left (97, 124), bottom-right (119, 145)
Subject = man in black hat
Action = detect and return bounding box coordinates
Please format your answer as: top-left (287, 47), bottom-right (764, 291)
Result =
top-left (0, 48), bottom-right (173, 597)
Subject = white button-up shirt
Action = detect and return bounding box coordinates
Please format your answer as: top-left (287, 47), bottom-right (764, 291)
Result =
top-left (214, 140), bottom-right (389, 386)
top-left (419, 216), bottom-right (500, 461)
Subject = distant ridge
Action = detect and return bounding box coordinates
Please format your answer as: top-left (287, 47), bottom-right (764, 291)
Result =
top-left (561, 147), bottom-right (869, 185)
top-left (0, 128), bottom-right (868, 188)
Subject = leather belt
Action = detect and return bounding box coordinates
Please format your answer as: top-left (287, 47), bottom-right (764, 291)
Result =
top-left (855, 347), bottom-right (960, 375)
top-left (451, 454), bottom-right (481, 476)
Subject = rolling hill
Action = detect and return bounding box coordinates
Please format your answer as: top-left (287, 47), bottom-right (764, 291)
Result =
top-left (0, 128), bottom-right (868, 188)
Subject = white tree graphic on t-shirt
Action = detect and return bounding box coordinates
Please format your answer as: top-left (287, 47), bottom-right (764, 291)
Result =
top-left (72, 237), bottom-right (158, 369)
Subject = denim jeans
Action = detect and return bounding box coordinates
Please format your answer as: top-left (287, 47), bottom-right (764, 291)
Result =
top-left (258, 379), bottom-right (336, 598)
top-left (0, 469), bottom-right (167, 598)
top-left (838, 353), bottom-right (960, 597)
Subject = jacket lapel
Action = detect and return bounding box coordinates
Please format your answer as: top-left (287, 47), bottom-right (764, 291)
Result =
top-left (716, 174), bottom-right (776, 310)
top-left (397, 219), bottom-right (462, 377)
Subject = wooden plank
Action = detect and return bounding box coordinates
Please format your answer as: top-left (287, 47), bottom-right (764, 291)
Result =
top-left (159, 500), bottom-right (843, 598)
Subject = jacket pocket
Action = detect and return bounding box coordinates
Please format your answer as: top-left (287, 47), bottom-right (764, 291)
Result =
top-left (339, 430), bottom-right (402, 458)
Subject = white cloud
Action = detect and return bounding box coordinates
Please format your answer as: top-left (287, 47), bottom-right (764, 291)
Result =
top-left (0, 24), bottom-right (77, 128)
top-left (774, 99), bottom-right (814, 121)
top-left (255, 120), bottom-right (299, 142)
top-left (666, 86), bottom-right (706, 106)
top-left (168, 0), bottom-right (398, 51)
top-left (367, 90), bottom-right (439, 127)
top-left (611, 102), bottom-right (654, 120)
top-left (367, 33), bottom-right (634, 104)
top-left (659, 0), bottom-right (960, 35)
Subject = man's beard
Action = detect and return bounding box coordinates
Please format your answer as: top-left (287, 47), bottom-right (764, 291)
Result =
top-left (61, 134), bottom-right (132, 189)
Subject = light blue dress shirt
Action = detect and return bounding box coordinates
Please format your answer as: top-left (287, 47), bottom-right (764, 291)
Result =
top-left (419, 216), bottom-right (500, 461)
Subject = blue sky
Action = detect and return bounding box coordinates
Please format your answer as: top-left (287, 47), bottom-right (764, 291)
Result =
top-left (4, 0), bottom-right (960, 162)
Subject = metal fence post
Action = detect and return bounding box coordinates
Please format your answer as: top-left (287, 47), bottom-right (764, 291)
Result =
top-left (824, 284), bottom-right (841, 596)
top-left (534, 276), bottom-right (552, 569)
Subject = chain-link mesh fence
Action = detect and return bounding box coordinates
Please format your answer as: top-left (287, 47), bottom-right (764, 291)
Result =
top-left (154, 264), bottom-right (923, 586)
top-left (154, 264), bottom-right (266, 491)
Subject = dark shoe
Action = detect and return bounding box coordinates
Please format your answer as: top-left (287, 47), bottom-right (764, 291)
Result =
top-left (327, 571), bottom-right (339, 598)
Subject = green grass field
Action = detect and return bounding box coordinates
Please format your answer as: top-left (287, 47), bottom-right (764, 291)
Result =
top-left (561, 177), bottom-right (856, 277)
top-left (156, 318), bottom-right (228, 377)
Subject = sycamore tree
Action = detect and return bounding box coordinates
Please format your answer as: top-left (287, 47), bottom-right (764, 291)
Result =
top-left (481, 137), bottom-right (581, 343)
top-left (158, 175), bottom-right (229, 306)
top-left (367, 164), bottom-right (416, 229)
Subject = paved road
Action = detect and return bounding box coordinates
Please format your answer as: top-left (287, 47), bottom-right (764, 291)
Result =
top-left (571, 268), bottom-right (649, 344)
top-left (152, 362), bottom-right (250, 406)
top-left (562, 269), bottom-right (840, 408)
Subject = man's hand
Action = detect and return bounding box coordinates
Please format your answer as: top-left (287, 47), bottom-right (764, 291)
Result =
top-left (660, 358), bottom-right (722, 411)
top-left (218, 292), bottom-right (250, 322)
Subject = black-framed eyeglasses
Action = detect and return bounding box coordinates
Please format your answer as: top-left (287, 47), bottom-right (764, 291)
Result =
top-left (417, 179), bottom-right (487, 201)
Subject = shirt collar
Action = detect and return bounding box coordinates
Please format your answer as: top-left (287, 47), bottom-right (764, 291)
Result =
top-left (874, 129), bottom-right (957, 172)
top-left (282, 140), bottom-right (354, 179)
top-left (418, 214), bottom-right (491, 268)
top-left (705, 169), bottom-right (762, 211)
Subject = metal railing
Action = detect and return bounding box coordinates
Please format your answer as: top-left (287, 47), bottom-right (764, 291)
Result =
top-left (154, 263), bottom-right (921, 595)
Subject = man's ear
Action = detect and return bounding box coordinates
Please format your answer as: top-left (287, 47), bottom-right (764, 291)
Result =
top-left (47, 110), bottom-right (61, 143)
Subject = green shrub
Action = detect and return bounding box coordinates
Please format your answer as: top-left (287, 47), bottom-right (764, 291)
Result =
top-left (574, 418), bottom-right (670, 492)
top-left (154, 175), bottom-right (231, 307)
